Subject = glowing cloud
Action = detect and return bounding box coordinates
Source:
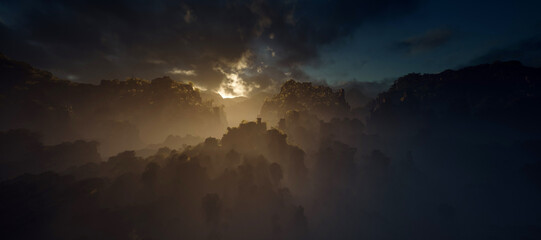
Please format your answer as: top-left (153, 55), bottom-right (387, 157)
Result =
top-left (216, 72), bottom-right (257, 98)
top-left (168, 68), bottom-right (197, 76)
top-left (215, 50), bottom-right (260, 98)
top-left (232, 50), bottom-right (252, 70)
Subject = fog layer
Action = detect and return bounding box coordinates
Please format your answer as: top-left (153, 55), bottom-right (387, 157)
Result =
top-left (1, 57), bottom-right (541, 239)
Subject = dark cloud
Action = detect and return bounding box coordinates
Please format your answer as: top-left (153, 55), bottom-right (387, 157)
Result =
top-left (394, 28), bottom-right (454, 54)
top-left (468, 35), bottom-right (541, 67)
top-left (0, 0), bottom-right (421, 93)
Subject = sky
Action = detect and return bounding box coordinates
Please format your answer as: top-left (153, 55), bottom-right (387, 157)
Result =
top-left (1, 0), bottom-right (540, 97)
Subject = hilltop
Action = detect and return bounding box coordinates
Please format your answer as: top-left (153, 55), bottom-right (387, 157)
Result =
top-left (260, 80), bottom-right (350, 124)
top-left (368, 61), bottom-right (541, 134)
top-left (0, 54), bottom-right (227, 156)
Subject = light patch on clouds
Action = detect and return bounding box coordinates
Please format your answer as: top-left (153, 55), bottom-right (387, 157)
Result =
top-left (214, 52), bottom-right (260, 98)
top-left (231, 50), bottom-right (252, 70)
top-left (168, 68), bottom-right (197, 76)
top-left (216, 71), bottom-right (259, 98)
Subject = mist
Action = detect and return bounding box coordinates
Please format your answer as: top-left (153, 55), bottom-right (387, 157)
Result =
top-left (2, 0), bottom-right (541, 238)
top-left (1, 53), bottom-right (541, 239)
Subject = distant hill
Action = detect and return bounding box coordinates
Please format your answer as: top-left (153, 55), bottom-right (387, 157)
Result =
top-left (0, 54), bottom-right (227, 157)
top-left (368, 61), bottom-right (541, 134)
top-left (260, 80), bottom-right (350, 124)
top-left (336, 80), bottom-right (393, 109)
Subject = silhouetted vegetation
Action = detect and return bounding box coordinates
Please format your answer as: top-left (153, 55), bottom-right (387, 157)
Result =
top-left (260, 80), bottom-right (350, 124)
top-left (0, 129), bottom-right (100, 180)
top-left (0, 54), bottom-right (227, 157)
top-left (2, 58), bottom-right (541, 239)
top-left (368, 61), bottom-right (541, 135)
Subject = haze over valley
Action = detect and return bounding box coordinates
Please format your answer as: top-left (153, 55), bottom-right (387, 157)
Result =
top-left (1, 0), bottom-right (541, 239)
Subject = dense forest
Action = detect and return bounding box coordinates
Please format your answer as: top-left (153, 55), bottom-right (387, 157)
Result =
top-left (0, 54), bottom-right (227, 157)
top-left (1, 57), bottom-right (541, 240)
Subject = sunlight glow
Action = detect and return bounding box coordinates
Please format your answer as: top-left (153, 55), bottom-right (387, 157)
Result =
top-left (190, 82), bottom-right (207, 91)
top-left (215, 50), bottom-right (259, 98)
top-left (216, 72), bottom-right (253, 98)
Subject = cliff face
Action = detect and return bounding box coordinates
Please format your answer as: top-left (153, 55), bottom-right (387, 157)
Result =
top-left (0, 54), bottom-right (227, 156)
top-left (368, 61), bottom-right (541, 133)
top-left (260, 80), bottom-right (350, 124)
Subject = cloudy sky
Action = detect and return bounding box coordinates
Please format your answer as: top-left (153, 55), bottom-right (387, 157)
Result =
top-left (1, 0), bottom-right (540, 97)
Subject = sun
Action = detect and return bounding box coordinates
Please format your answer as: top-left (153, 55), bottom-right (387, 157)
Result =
top-left (216, 72), bottom-right (250, 99)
